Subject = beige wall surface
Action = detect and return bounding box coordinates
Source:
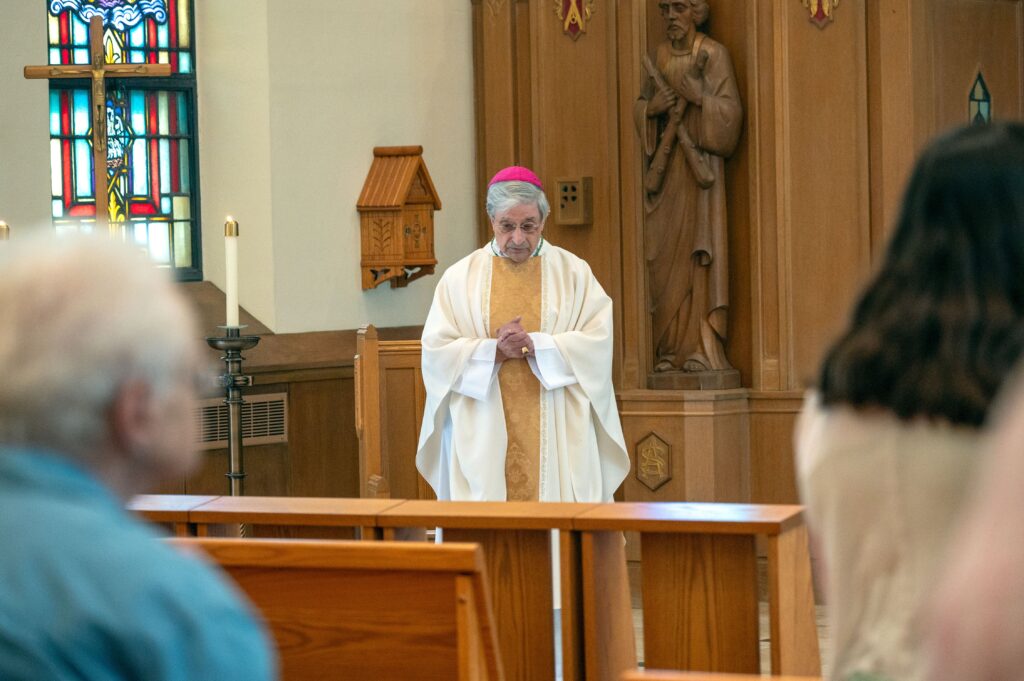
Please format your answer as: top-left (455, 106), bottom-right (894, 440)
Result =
top-left (0, 0), bottom-right (53, 234)
top-left (196, 0), bottom-right (278, 329)
top-left (200, 0), bottom-right (479, 333)
top-left (266, 1), bottom-right (478, 334)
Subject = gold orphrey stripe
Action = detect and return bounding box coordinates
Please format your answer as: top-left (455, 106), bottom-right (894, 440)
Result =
top-left (489, 256), bottom-right (543, 501)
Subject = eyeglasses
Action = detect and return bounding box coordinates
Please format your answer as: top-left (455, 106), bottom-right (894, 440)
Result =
top-left (496, 220), bottom-right (541, 235)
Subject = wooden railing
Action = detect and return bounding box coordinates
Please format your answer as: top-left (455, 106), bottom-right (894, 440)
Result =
top-left (622, 673), bottom-right (821, 681)
top-left (132, 496), bottom-right (820, 680)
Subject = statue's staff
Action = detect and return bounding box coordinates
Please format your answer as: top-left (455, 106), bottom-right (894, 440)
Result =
top-left (642, 52), bottom-right (716, 193)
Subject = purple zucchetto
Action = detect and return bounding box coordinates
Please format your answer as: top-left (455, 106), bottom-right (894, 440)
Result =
top-left (488, 166), bottom-right (543, 189)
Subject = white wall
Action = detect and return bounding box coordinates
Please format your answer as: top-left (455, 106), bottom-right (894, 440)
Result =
top-left (195, 0), bottom-right (278, 329)
top-left (0, 0), bottom-right (53, 233)
top-left (199, 0), bottom-right (479, 333)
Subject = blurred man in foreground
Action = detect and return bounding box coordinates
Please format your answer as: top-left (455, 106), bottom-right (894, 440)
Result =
top-left (0, 234), bottom-right (276, 680)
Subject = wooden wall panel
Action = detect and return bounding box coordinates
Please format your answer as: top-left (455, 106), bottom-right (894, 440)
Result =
top-left (749, 1), bottom-right (785, 392)
top-left (183, 383), bottom-right (292, 496)
top-left (381, 366), bottom-right (427, 500)
top-left (616, 1), bottom-right (647, 389)
top-left (930, 0), bottom-right (1024, 128)
top-left (867, 0), bottom-right (927, 255)
top-left (748, 392), bottom-right (804, 505)
top-left (154, 371), bottom-right (360, 499)
top-left (748, 0), bottom-right (877, 391)
top-left (618, 390), bottom-right (750, 504)
top-left (528, 1), bottom-right (623, 320)
top-left (186, 443), bottom-right (291, 497)
top-left (708, 1), bottom-right (755, 390)
top-left (181, 377), bottom-right (360, 498)
top-left (868, 0), bottom-right (1024, 252)
top-left (779, 0), bottom-right (873, 388)
top-left (619, 397), bottom-right (689, 502)
top-left (710, 399), bottom-right (751, 503)
top-left (288, 378), bottom-right (359, 498)
top-left (475, 0), bottom-right (629, 384)
top-left (472, 0), bottom-right (533, 226)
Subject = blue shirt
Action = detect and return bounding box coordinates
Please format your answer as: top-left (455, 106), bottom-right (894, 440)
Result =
top-left (0, 447), bottom-right (276, 681)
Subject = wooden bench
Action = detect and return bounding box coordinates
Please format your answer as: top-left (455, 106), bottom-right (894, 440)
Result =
top-left (574, 503), bottom-right (819, 676)
top-left (622, 673), bottom-right (820, 681)
top-left (127, 494), bottom-right (218, 536)
top-left (186, 495), bottom-right (404, 540)
top-left (170, 537), bottom-right (503, 681)
top-left (377, 500), bottom-right (634, 681)
top-left (138, 496), bottom-right (820, 679)
top-left (354, 324), bottom-right (432, 499)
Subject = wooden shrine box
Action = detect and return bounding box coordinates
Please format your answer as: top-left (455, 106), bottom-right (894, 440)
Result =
top-left (356, 146), bottom-right (441, 290)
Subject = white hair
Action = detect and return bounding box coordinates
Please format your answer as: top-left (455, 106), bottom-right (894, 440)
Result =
top-left (0, 233), bottom-right (197, 459)
top-left (485, 181), bottom-right (551, 222)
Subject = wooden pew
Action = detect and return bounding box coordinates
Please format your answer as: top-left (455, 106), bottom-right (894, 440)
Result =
top-left (128, 494), bottom-right (217, 536)
top-left (354, 324), bottom-right (432, 499)
top-left (621, 673), bottom-right (820, 681)
top-left (377, 500), bottom-right (633, 681)
top-left (138, 496), bottom-right (820, 678)
top-left (187, 495), bottom-right (404, 539)
top-left (574, 503), bottom-right (819, 676)
top-left (170, 537), bottom-right (503, 681)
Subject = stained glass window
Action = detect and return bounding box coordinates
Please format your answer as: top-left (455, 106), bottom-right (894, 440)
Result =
top-left (46, 0), bottom-right (201, 279)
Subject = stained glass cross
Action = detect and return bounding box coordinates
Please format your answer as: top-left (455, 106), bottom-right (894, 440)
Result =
top-left (24, 15), bottom-right (171, 232)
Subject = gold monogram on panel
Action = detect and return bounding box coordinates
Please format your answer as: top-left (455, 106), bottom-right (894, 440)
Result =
top-left (636, 432), bottom-right (671, 492)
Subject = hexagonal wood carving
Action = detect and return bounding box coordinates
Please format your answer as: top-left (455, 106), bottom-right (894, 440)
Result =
top-left (635, 432), bottom-right (671, 492)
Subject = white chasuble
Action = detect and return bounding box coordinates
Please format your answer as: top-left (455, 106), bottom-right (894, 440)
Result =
top-left (416, 241), bottom-right (630, 502)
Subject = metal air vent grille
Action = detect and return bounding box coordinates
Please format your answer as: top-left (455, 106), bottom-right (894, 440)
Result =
top-left (196, 393), bottom-right (287, 450)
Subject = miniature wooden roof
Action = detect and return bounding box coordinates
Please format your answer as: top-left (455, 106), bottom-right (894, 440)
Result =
top-left (357, 146), bottom-right (442, 211)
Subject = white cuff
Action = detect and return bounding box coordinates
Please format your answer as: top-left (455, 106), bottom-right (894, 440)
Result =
top-left (526, 333), bottom-right (578, 390)
top-left (452, 339), bottom-right (499, 401)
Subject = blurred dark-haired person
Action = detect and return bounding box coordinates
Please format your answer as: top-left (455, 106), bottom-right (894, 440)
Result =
top-left (795, 121), bottom-right (1024, 681)
top-left (0, 235), bottom-right (276, 680)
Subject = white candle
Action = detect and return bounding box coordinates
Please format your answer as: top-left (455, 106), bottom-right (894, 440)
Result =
top-left (225, 217), bottom-right (239, 327)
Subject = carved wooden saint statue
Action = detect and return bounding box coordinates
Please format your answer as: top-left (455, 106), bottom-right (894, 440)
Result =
top-left (635, 0), bottom-right (742, 389)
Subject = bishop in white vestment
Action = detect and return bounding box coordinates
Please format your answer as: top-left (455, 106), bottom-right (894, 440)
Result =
top-left (417, 167), bottom-right (629, 503)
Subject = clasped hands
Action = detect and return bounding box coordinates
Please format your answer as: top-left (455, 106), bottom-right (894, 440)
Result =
top-left (495, 316), bottom-right (535, 362)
